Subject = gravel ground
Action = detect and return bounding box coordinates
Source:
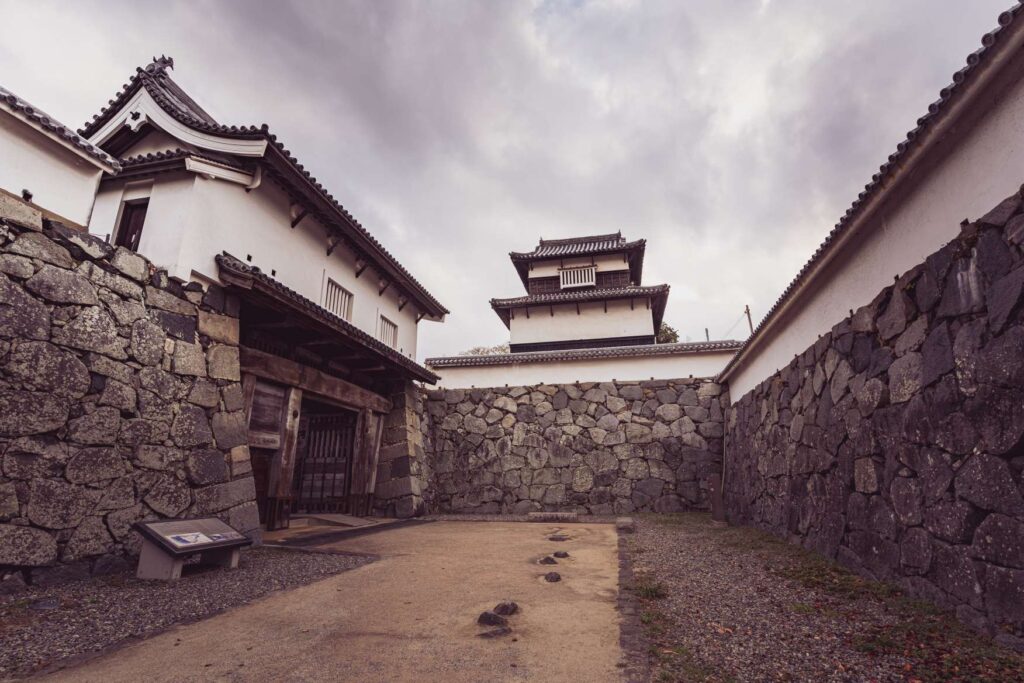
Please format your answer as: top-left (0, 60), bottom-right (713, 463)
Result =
top-left (626, 513), bottom-right (1024, 683)
top-left (0, 547), bottom-right (373, 679)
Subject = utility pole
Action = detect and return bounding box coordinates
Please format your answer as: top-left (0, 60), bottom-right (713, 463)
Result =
top-left (705, 327), bottom-right (709, 342)
top-left (744, 304), bottom-right (754, 336)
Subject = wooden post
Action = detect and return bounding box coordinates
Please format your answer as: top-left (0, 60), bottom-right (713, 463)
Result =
top-left (267, 387), bottom-right (302, 529)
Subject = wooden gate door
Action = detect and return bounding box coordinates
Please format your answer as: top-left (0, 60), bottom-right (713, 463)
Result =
top-left (293, 412), bottom-right (358, 513)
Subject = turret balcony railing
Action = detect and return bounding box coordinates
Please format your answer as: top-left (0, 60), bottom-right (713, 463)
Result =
top-left (559, 265), bottom-right (597, 289)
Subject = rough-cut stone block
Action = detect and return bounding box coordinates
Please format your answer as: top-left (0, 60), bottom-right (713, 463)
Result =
top-left (0, 194), bottom-right (43, 230)
top-left (0, 524), bottom-right (56, 565)
top-left (27, 479), bottom-right (94, 529)
top-left (110, 247), bottom-right (148, 282)
top-left (172, 340), bottom-right (207, 376)
top-left (4, 340), bottom-right (90, 399)
top-left (67, 407), bottom-right (121, 445)
top-left (207, 344), bottom-right (240, 380)
top-left (52, 306), bottom-right (127, 359)
top-left (0, 272), bottom-right (50, 340)
top-left (171, 405), bottom-right (213, 447)
top-left (144, 475), bottom-right (192, 516)
top-left (984, 566), bottom-right (1024, 627)
top-left (954, 454), bottom-right (1024, 516)
top-left (65, 447), bottom-right (126, 484)
top-left (9, 232), bottom-right (72, 267)
top-left (887, 352), bottom-right (922, 403)
top-left (971, 513), bottom-right (1024, 569)
top-left (187, 449), bottom-right (229, 485)
top-left (130, 319), bottom-right (166, 366)
top-left (26, 265), bottom-right (98, 304)
top-left (62, 516), bottom-right (114, 561)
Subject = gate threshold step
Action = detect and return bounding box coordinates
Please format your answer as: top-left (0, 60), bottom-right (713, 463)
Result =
top-left (290, 514), bottom-right (382, 529)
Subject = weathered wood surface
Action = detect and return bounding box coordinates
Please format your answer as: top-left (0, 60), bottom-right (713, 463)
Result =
top-left (239, 346), bottom-right (391, 413)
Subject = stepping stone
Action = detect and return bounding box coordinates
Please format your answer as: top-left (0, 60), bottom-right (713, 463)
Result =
top-left (548, 534), bottom-right (570, 542)
top-left (527, 511), bottom-right (578, 523)
top-left (553, 551), bottom-right (569, 558)
top-left (539, 556), bottom-right (557, 565)
top-left (494, 601), bottom-right (519, 616)
top-left (478, 626), bottom-right (513, 638)
top-left (544, 572), bottom-right (561, 583)
top-left (478, 611), bottom-right (508, 627)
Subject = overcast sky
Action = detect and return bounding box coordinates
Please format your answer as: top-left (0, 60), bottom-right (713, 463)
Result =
top-left (0, 0), bottom-right (1012, 359)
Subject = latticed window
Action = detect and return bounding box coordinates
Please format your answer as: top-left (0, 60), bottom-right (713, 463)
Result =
top-left (378, 315), bottom-right (398, 348)
top-left (323, 278), bottom-right (353, 321)
top-left (559, 265), bottom-right (597, 289)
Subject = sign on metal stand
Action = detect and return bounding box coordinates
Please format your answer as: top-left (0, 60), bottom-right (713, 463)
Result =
top-left (133, 518), bottom-right (252, 581)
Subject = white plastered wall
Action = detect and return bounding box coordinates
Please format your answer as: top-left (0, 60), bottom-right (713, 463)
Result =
top-left (528, 253), bottom-right (630, 278)
top-left (509, 298), bottom-right (654, 344)
top-left (727, 60), bottom-right (1024, 401)
top-left (0, 112), bottom-right (103, 227)
top-left (90, 167), bottom-right (422, 360)
top-left (431, 350), bottom-right (736, 388)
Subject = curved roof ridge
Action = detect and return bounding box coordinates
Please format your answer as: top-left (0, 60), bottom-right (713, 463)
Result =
top-left (81, 57), bottom-right (448, 317)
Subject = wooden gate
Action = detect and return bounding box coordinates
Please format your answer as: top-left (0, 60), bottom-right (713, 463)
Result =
top-left (293, 412), bottom-right (357, 513)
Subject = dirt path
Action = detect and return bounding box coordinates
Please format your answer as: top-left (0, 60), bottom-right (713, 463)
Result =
top-left (42, 521), bottom-right (622, 683)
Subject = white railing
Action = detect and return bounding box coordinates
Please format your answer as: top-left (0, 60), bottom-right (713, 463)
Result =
top-left (379, 315), bottom-right (399, 348)
top-left (559, 265), bottom-right (597, 289)
top-left (323, 277), bottom-right (354, 321)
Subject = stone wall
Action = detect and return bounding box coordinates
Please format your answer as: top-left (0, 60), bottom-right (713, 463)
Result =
top-left (419, 378), bottom-right (728, 515)
top-left (724, 190), bottom-right (1024, 647)
top-left (0, 206), bottom-right (257, 589)
top-left (373, 382), bottom-right (430, 518)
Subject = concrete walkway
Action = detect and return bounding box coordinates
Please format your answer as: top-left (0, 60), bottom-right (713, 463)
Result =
top-left (45, 521), bottom-right (623, 682)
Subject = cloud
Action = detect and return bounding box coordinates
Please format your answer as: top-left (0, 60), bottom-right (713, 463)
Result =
top-left (0, 0), bottom-right (1011, 357)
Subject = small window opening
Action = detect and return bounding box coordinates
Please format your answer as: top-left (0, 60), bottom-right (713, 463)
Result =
top-left (115, 199), bottom-right (149, 251)
top-left (378, 315), bottom-right (398, 348)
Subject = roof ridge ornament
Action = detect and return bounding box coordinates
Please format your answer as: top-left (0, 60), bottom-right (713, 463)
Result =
top-left (144, 55), bottom-right (175, 75)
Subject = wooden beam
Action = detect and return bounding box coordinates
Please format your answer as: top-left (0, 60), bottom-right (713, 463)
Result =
top-left (290, 209), bottom-right (308, 229)
top-left (327, 234), bottom-right (342, 256)
top-left (378, 279), bottom-right (391, 296)
top-left (239, 346), bottom-right (392, 413)
top-left (355, 257), bottom-right (368, 278)
top-left (398, 294), bottom-right (408, 312)
top-left (416, 312), bottom-right (426, 323)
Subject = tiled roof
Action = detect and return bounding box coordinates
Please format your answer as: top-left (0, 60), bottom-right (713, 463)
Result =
top-left (117, 148), bottom-right (253, 174)
top-left (509, 232), bottom-right (643, 260)
top-left (426, 339), bottom-right (742, 369)
top-left (0, 85), bottom-right (119, 172)
top-left (490, 284), bottom-right (669, 330)
top-left (509, 232), bottom-right (647, 290)
top-left (82, 57), bottom-right (448, 319)
top-left (491, 284), bottom-right (668, 307)
top-left (215, 252), bottom-right (439, 384)
top-left (720, 3), bottom-right (1024, 383)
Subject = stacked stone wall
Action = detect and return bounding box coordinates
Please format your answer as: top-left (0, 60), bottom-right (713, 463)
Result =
top-left (0, 209), bottom-right (257, 589)
top-left (419, 378), bottom-right (727, 515)
top-left (724, 190), bottom-right (1024, 647)
top-left (373, 382), bottom-right (431, 518)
